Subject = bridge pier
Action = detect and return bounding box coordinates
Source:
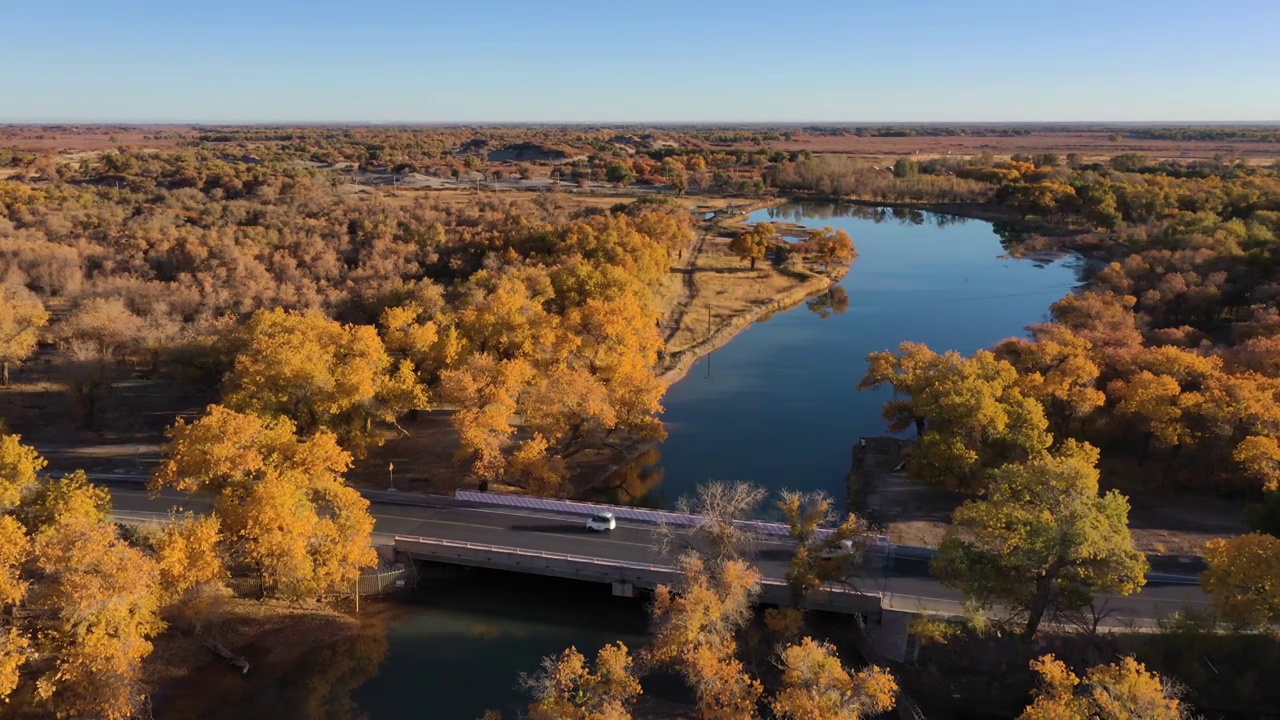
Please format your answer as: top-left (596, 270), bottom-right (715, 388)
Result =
top-left (866, 609), bottom-right (911, 663)
top-left (611, 581), bottom-right (636, 598)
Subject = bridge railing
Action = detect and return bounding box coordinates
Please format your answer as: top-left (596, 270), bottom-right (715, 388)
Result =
top-left (394, 534), bottom-right (881, 600)
top-left (393, 534), bottom-right (676, 574)
top-left (454, 490), bottom-right (892, 549)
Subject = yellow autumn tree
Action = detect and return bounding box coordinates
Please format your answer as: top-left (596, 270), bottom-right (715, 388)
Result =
top-left (0, 432), bottom-right (45, 509)
top-left (18, 469), bottom-right (110, 532)
top-left (728, 223), bottom-right (776, 270)
top-left (223, 308), bottom-right (426, 454)
top-left (153, 513), bottom-right (228, 617)
top-left (452, 267), bottom-right (562, 361)
top-left (0, 283), bottom-right (49, 386)
top-left (0, 434), bottom-right (42, 703)
top-left (994, 323), bottom-right (1106, 435)
top-left (440, 353), bottom-right (536, 482)
top-left (380, 296), bottom-right (463, 389)
top-left (432, 217), bottom-right (669, 494)
top-left (1233, 435), bottom-right (1280, 491)
top-left (1020, 655), bottom-right (1189, 720)
top-left (800, 227), bottom-right (857, 274)
top-left (683, 644), bottom-right (763, 720)
top-left (27, 479), bottom-right (164, 720)
top-left (771, 637), bottom-right (897, 720)
top-left (1202, 532), bottom-right (1280, 628)
top-left (776, 491), bottom-right (871, 606)
top-left (1107, 345), bottom-right (1222, 462)
top-left (859, 343), bottom-right (1052, 491)
top-left (650, 555), bottom-right (763, 720)
top-left (153, 405), bottom-right (377, 599)
top-left (0, 515), bottom-right (29, 702)
top-left (561, 293), bottom-right (665, 442)
top-left (523, 643), bottom-right (642, 720)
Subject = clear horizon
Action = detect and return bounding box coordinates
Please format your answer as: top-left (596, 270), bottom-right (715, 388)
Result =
top-left (5, 0), bottom-right (1279, 124)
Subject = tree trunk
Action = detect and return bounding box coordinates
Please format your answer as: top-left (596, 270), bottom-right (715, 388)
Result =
top-left (749, 257), bottom-right (757, 270)
top-left (1022, 563), bottom-right (1062, 643)
top-left (1, 361), bottom-right (8, 387)
top-left (1166, 443), bottom-right (1183, 480)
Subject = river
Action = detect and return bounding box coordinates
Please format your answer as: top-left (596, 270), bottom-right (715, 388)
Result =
top-left (605, 201), bottom-right (1083, 507)
top-left (161, 203), bottom-right (1083, 720)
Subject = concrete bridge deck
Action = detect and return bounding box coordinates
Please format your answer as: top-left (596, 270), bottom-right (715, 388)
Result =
top-left (394, 534), bottom-right (885, 615)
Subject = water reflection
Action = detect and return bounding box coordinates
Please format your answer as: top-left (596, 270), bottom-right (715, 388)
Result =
top-left (609, 201), bottom-right (1083, 505)
top-left (597, 447), bottom-right (666, 507)
top-left (158, 615), bottom-right (390, 720)
top-left (762, 201), bottom-right (971, 228)
top-left (352, 574), bottom-right (651, 719)
top-left (290, 624), bottom-right (390, 720)
top-left (806, 286), bottom-right (850, 319)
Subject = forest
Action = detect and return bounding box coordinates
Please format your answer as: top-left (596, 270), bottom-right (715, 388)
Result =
top-left (1, 124), bottom-right (1280, 718)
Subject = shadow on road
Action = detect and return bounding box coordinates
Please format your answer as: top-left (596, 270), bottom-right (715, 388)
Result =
top-left (506, 522), bottom-right (592, 535)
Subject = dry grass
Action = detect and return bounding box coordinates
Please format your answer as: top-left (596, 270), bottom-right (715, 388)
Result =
top-left (727, 131), bottom-right (1280, 163)
top-left (0, 126), bottom-right (186, 152)
top-left (664, 236), bottom-right (811, 356)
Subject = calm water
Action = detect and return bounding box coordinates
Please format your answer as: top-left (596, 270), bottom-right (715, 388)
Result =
top-left (609, 202), bottom-right (1083, 507)
top-left (160, 572), bottom-right (651, 720)
top-left (350, 573), bottom-right (651, 719)
top-left (170, 204), bottom-right (1082, 720)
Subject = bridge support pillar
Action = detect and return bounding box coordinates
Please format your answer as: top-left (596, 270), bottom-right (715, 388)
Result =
top-left (868, 609), bottom-right (911, 663)
top-left (611, 581), bottom-right (635, 598)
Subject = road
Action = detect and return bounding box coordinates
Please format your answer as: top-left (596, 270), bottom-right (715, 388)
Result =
top-left (107, 486), bottom-right (1209, 625)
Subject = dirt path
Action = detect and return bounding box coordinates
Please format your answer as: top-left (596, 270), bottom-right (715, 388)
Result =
top-left (661, 229), bottom-right (709, 344)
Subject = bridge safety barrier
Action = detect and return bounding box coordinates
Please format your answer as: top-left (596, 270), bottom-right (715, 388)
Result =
top-left (454, 490), bottom-right (891, 550)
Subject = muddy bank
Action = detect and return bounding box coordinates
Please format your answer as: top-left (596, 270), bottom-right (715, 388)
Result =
top-left (147, 598), bottom-right (376, 719)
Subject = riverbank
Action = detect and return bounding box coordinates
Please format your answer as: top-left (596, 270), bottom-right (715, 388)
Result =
top-left (146, 597), bottom-right (368, 717)
top-left (353, 194), bottom-right (845, 498)
top-left (577, 201), bottom-right (852, 494)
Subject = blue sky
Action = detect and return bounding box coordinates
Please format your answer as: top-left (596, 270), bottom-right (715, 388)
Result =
top-left (3, 0), bottom-right (1279, 123)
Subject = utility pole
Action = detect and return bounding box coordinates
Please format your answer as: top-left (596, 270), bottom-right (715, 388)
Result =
top-left (354, 572), bottom-right (360, 614)
top-left (388, 461), bottom-right (395, 491)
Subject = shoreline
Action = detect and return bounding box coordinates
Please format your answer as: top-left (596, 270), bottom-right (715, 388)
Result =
top-left (580, 192), bottom-right (1075, 497)
top-left (578, 197), bottom-right (851, 495)
top-left (655, 269), bottom-right (839, 387)
top-left (775, 193), bottom-right (1090, 237)
top-left (580, 270), bottom-right (843, 496)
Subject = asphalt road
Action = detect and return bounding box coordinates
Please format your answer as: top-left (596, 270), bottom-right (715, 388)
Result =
top-left (108, 487), bottom-right (1209, 624)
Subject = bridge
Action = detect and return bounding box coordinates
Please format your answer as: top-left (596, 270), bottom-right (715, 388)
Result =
top-left (105, 483), bottom-right (1210, 662)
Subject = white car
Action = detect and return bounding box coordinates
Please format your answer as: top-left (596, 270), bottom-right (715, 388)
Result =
top-left (819, 539), bottom-right (857, 560)
top-left (585, 512), bottom-right (617, 532)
